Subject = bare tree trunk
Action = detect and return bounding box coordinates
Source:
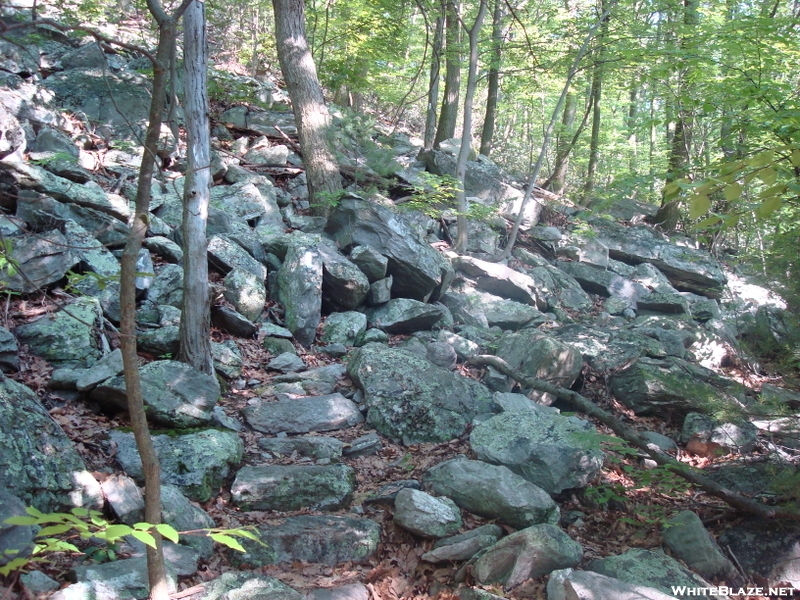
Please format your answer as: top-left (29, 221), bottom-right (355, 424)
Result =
top-left (178, 0), bottom-right (213, 375)
top-left (433, 0), bottom-right (461, 148)
top-left (454, 0), bottom-right (487, 254)
top-left (627, 80), bottom-right (639, 175)
top-left (273, 0), bottom-right (341, 217)
top-left (479, 0), bottom-right (505, 157)
top-left (424, 14), bottom-right (444, 149)
top-left (546, 91), bottom-right (577, 193)
top-left (581, 0), bottom-right (607, 204)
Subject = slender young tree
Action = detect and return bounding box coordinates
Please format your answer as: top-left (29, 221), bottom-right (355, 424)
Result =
top-left (454, 0), bottom-right (487, 253)
top-left (179, 0), bottom-right (213, 374)
top-left (433, 0), bottom-right (461, 148)
top-left (424, 13), bottom-right (444, 149)
top-left (479, 0), bottom-right (506, 158)
top-left (273, 0), bottom-right (342, 217)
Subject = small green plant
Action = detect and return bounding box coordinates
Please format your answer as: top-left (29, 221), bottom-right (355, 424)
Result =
top-left (400, 172), bottom-right (461, 219)
top-left (30, 152), bottom-right (79, 166)
top-left (310, 189), bottom-right (347, 212)
top-left (1, 506), bottom-right (261, 576)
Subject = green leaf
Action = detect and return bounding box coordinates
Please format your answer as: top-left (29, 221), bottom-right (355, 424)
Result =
top-left (210, 533), bottom-right (246, 552)
top-left (756, 196), bottom-right (782, 219)
top-left (36, 524), bottom-right (74, 537)
top-left (131, 530), bottom-right (157, 549)
top-left (722, 214), bottom-right (740, 229)
top-left (225, 528), bottom-right (261, 542)
top-left (70, 507), bottom-right (89, 517)
top-left (155, 524), bottom-right (180, 544)
top-left (747, 150), bottom-right (774, 167)
top-left (101, 524), bottom-right (134, 541)
top-left (3, 516), bottom-right (39, 526)
top-left (662, 182), bottom-right (680, 200)
top-left (758, 167), bottom-right (778, 185)
top-left (695, 216), bottom-right (722, 229)
top-left (759, 184), bottom-right (787, 198)
top-left (689, 195), bottom-right (711, 219)
top-left (25, 507), bottom-right (44, 518)
top-left (724, 183), bottom-right (742, 202)
top-left (791, 149), bottom-right (800, 167)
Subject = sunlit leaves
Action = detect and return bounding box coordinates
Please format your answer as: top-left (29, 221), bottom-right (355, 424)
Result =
top-left (689, 194), bottom-right (710, 219)
top-left (723, 182), bottom-right (742, 202)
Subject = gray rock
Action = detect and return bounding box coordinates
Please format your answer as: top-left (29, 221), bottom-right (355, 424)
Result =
top-left (474, 524), bottom-right (583, 587)
top-left (662, 511), bottom-right (736, 581)
top-left (20, 570), bottom-right (61, 595)
top-left (347, 343), bottom-right (493, 444)
top-left (75, 348), bottom-right (124, 392)
top-left (224, 268), bottom-right (267, 322)
top-left (268, 352), bottom-right (306, 373)
top-left (147, 263), bottom-right (184, 308)
top-left (393, 488), bottom-right (462, 538)
top-left (212, 340), bottom-right (244, 379)
top-left (453, 255), bottom-right (541, 307)
top-left (587, 549), bottom-right (713, 598)
top-left (470, 411), bottom-right (604, 494)
top-left (15, 296), bottom-right (103, 368)
top-left (259, 323), bottom-right (294, 339)
top-left (681, 412), bottom-right (757, 456)
top-left (124, 538), bottom-right (199, 577)
top-left (57, 557), bottom-right (177, 600)
top-left (422, 524), bottom-right (504, 563)
top-left (367, 276), bottom-right (393, 305)
top-left (437, 330), bottom-right (480, 360)
top-left (0, 326), bottom-right (19, 372)
top-left (325, 199), bottom-right (452, 301)
top-left (426, 341), bottom-right (458, 370)
top-left (219, 106), bottom-right (298, 138)
top-left (236, 515), bottom-right (381, 566)
top-left (558, 261), bottom-right (646, 307)
top-left (244, 143), bottom-right (289, 166)
top-left (318, 243), bottom-right (370, 311)
top-left (350, 245), bottom-right (388, 282)
top-left (110, 429), bottom-right (244, 502)
top-left (92, 360), bottom-right (220, 428)
top-left (231, 464), bottom-right (356, 511)
top-left (278, 237), bottom-right (323, 347)
top-left (321, 311), bottom-right (368, 345)
top-left (637, 291), bottom-right (690, 315)
top-left (496, 329), bottom-right (583, 405)
top-left (718, 520), bottom-right (800, 587)
top-left (365, 298), bottom-right (445, 334)
top-left (0, 229), bottom-right (75, 293)
top-left (263, 336), bottom-right (297, 356)
top-left (202, 572), bottom-right (303, 600)
top-left (423, 458), bottom-right (559, 529)
top-left (144, 236), bottom-right (183, 264)
top-left (342, 432), bottom-right (383, 457)
top-left (210, 181), bottom-right (282, 229)
top-left (356, 328), bottom-right (389, 345)
top-left (208, 234), bottom-right (267, 280)
top-left (547, 569), bottom-right (678, 600)
top-left (513, 249), bottom-right (594, 313)
top-left (257, 436), bottom-right (343, 460)
top-left (241, 393), bottom-right (364, 434)
top-left (590, 218), bottom-right (727, 298)
top-left (610, 357), bottom-right (746, 419)
top-left (212, 305), bottom-right (259, 337)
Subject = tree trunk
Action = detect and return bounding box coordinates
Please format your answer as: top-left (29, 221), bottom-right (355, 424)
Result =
top-left (423, 14), bottom-right (444, 149)
top-left (178, 0), bottom-right (213, 375)
top-left (273, 0), bottom-right (341, 217)
top-left (479, 0), bottom-right (505, 157)
top-left (547, 91), bottom-right (577, 193)
top-left (581, 0), bottom-right (607, 204)
top-left (454, 0), bottom-right (487, 254)
top-left (433, 0), bottom-right (461, 148)
top-left (627, 81), bottom-right (639, 175)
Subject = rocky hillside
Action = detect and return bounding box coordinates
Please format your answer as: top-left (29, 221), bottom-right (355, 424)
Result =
top-left (1, 24), bottom-right (800, 600)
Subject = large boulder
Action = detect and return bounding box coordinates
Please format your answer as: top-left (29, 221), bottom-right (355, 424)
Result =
top-left (202, 573), bottom-right (303, 600)
top-left (325, 198), bottom-right (452, 301)
top-left (278, 236), bottom-right (323, 347)
top-left (452, 255), bottom-right (541, 307)
top-left (110, 429), bottom-right (244, 502)
top-left (661, 510), bottom-right (737, 581)
top-left (15, 296), bottom-right (104, 368)
top-left (241, 393), bottom-right (364, 434)
top-left (393, 488), bottom-right (462, 539)
top-left (495, 329), bottom-right (583, 405)
top-left (347, 343), bottom-right (494, 444)
top-left (0, 229), bottom-right (75, 293)
top-left (91, 360), bottom-right (220, 428)
top-left (423, 458), bottom-right (559, 529)
top-left (547, 569), bottom-right (678, 600)
top-left (318, 243), bottom-right (370, 311)
top-left (718, 520), bottom-right (800, 588)
top-left (0, 376), bottom-right (101, 511)
top-left (365, 298), bottom-right (445, 334)
top-left (589, 218), bottom-right (727, 298)
top-left (470, 410), bottom-right (604, 494)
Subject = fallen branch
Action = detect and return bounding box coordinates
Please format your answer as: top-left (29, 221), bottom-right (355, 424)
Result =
top-left (468, 354), bottom-right (795, 520)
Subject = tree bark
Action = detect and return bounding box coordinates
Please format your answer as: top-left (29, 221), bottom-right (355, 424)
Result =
top-left (178, 0), bottom-right (213, 375)
top-left (273, 0), bottom-right (341, 217)
top-left (424, 14), bottom-right (444, 149)
top-left (581, 0), bottom-right (607, 203)
top-left (479, 0), bottom-right (505, 158)
top-left (433, 0), bottom-right (461, 148)
top-left (546, 91), bottom-right (577, 193)
top-left (468, 355), bottom-right (792, 520)
top-left (454, 0), bottom-right (487, 254)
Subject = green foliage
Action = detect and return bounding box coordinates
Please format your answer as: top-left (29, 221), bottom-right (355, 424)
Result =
top-left (1, 506), bottom-right (261, 577)
top-left (329, 110), bottom-right (400, 185)
top-left (309, 189), bottom-right (347, 212)
top-left (400, 172), bottom-right (461, 219)
top-left (0, 238), bottom-right (18, 282)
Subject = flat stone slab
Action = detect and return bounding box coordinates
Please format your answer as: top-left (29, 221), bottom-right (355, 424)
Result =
top-left (235, 515), bottom-right (381, 566)
top-left (241, 393), bottom-right (364, 434)
top-left (231, 464), bottom-right (356, 511)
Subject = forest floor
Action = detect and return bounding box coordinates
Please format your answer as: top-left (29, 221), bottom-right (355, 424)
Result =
top-left (0, 277), bottom-right (786, 600)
